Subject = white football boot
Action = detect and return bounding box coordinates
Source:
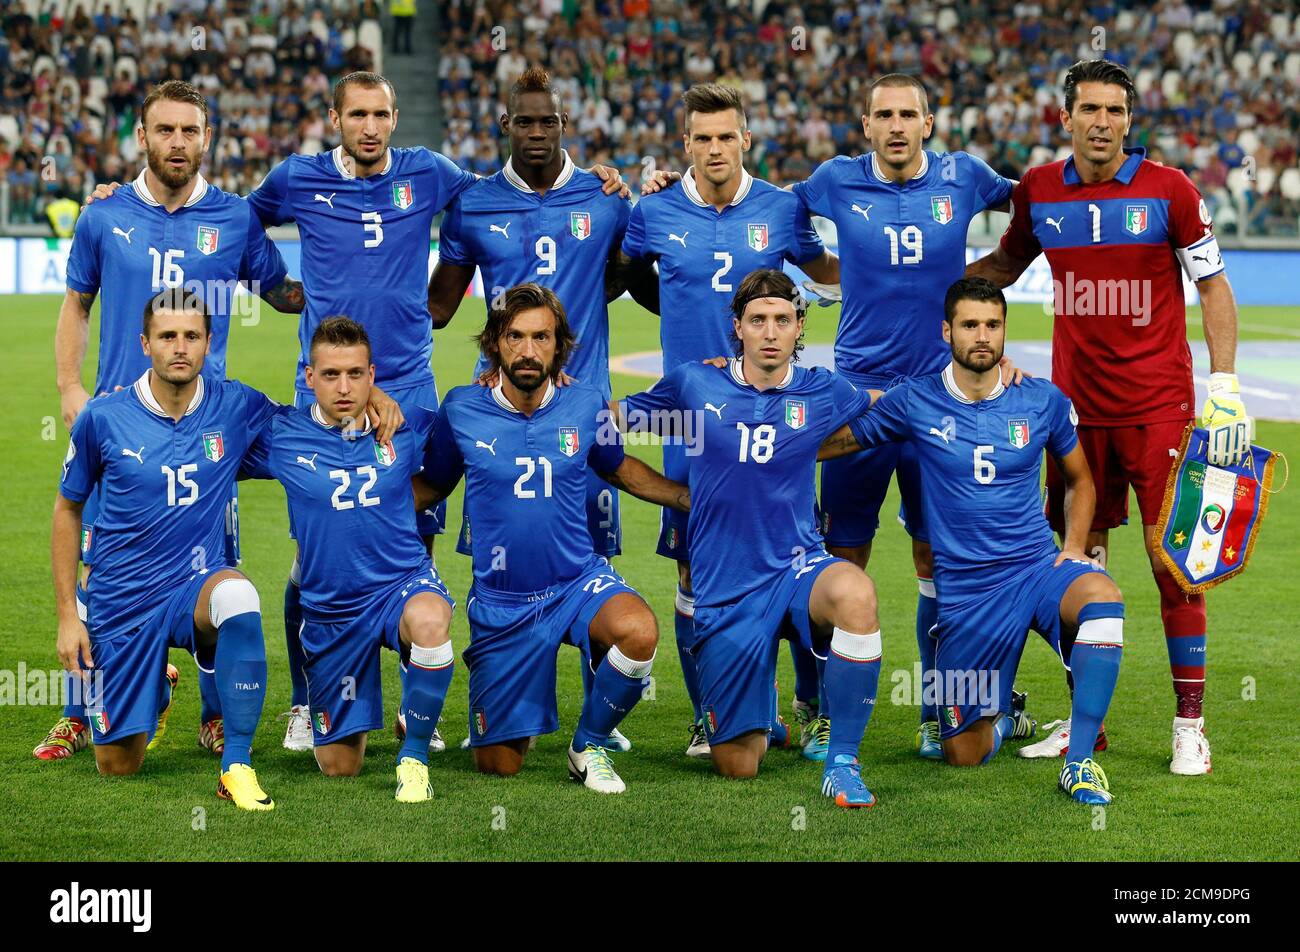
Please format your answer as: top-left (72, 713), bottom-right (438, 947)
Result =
top-left (1018, 718), bottom-right (1072, 758)
top-left (685, 720), bottom-right (712, 759)
top-left (1170, 716), bottom-right (1212, 775)
top-left (281, 704), bottom-right (313, 751)
top-left (568, 743), bottom-right (626, 793)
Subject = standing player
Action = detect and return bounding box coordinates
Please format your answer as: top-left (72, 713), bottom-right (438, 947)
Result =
top-left (54, 290), bottom-right (276, 810)
top-left (617, 84), bottom-right (840, 759)
top-left (790, 74), bottom-right (1019, 759)
top-left (414, 285), bottom-right (686, 792)
top-left (240, 318), bottom-right (455, 800)
top-left (37, 79), bottom-right (304, 762)
top-left (427, 68), bottom-right (659, 749)
top-left (968, 60), bottom-right (1247, 774)
top-left (820, 278), bottom-right (1125, 803)
top-left (618, 270), bottom-right (883, 807)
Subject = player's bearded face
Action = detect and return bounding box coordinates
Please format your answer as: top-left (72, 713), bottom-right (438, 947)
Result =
top-left (333, 85), bottom-right (396, 173)
top-left (946, 303), bottom-right (1006, 374)
top-left (498, 309), bottom-right (559, 393)
top-left (141, 102), bottom-right (208, 190)
top-left (685, 110), bottom-right (749, 189)
top-left (143, 311), bottom-right (208, 385)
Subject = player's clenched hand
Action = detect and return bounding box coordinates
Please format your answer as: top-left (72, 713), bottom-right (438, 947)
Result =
top-left (589, 165), bottom-right (630, 200)
top-left (998, 356), bottom-right (1029, 387)
top-left (1201, 372), bottom-right (1253, 466)
top-left (366, 386), bottom-right (405, 444)
top-left (1055, 547), bottom-right (1103, 570)
top-left (57, 617), bottom-right (93, 676)
top-left (60, 384), bottom-right (91, 429)
top-left (84, 181), bottom-right (123, 205)
top-left (641, 169), bottom-right (681, 195)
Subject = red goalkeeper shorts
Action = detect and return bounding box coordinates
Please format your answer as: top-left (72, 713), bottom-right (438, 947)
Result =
top-left (1046, 418), bottom-right (1193, 533)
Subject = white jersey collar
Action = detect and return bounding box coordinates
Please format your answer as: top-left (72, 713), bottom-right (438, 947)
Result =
top-left (503, 149), bottom-right (575, 193)
top-left (942, 361), bottom-right (1005, 404)
top-left (729, 357), bottom-right (794, 390)
top-left (331, 145), bottom-right (393, 180)
top-left (683, 166), bottom-right (753, 208)
top-left (870, 149), bottom-right (929, 184)
top-left (133, 369), bottom-right (205, 417)
top-left (311, 400), bottom-right (373, 435)
top-left (132, 167), bottom-right (209, 207)
top-left (491, 378), bottom-right (557, 413)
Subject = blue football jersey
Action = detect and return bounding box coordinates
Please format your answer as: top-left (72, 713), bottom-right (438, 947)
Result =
top-left (248, 146), bottom-right (477, 393)
top-left (65, 171), bottom-right (289, 392)
top-left (241, 403), bottom-right (437, 623)
top-left (439, 153), bottom-right (632, 396)
top-left (849, 367), bottom-right (1079, 605)
top-left (59, 374), bottom-right (282, 637)
top-left (621, 170), bottom-right (825, 373)
top-left (422, 381), bottom-right (624, 592)
top-left (792, 151), bottom-right (1013, 385)
top-left (622, 359), bottom-right (870, 608)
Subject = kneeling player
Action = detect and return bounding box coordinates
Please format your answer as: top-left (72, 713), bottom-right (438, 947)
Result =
top-left (618, 270), bottom-right (884, 808)
top-left (414, 284), bottom-right (686, 793)
top-left (53, 291), bottom-right (275, 809)
top-left (821, 278), bottom-right (1124, 803)
top-left (241, 317), bottom-right (454, 801)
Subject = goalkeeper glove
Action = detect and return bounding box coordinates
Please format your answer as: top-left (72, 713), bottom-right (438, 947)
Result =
top-left (1200, 372), bottom-right (1253, 467)
top-left (801, 280), bottom-right (842, 306)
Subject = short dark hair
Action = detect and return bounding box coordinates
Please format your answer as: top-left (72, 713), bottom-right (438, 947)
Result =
top-left (682, 83), bottom-right (747, 133)
top-left (140, 80), bottom-right (208, 128)
top-left (476, 284), bottom-right (577, 375)
top-left (866, 74), bottom-right (930, 115)
top-left (332, 71), bottom-right (396, 114)
top-left (310, 315), bottom-right (372, 364)
top-left (508, 66), bottom-right (561, 115)
top-left (143, 287), bottom-right (210, 336)
top-left (729, 269), bottom-right (807, 359)
top-left (943, 277), bottom-right (1007, 323)
top-left (1063, 59), bottom-right (1136, 115)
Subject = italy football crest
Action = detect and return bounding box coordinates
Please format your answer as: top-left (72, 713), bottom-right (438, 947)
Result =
top-left (203, 431), bottom-right (225, 462)
top-left (1008, 419), bottom-right (1030, 449)
top-left (1125, 204), bottom-right (1149, 235)
top-left (392, 180), bottom-right (414, 210)
top-left (197, 226), bottom-right (219, 255)
top-left (559, 427), bottom-right (580, 457)
top-left (313, 710), bottom-right (330, 735)
top-left (931, 195), bottom-right (954, 225)
top-left (784, 399), bottom-right (807, 430)
top-left (747, 223), bottom-right (769, 251)
top-left (374, 440), bottom-right (397, 466)
top-left (570, 211), bottom-right (591, 240)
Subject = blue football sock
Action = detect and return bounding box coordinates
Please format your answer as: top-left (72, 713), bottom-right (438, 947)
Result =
top-left (1066, 603), bottom-right (1124, 764)
top-left (823, 628), bottom-right (882, 763)
top-left (916, 577), bottom-right (939, 723)
top-left (398, 642), bottom-right (455, 764)
top-left (789, 639), bottom-right (820, 706)
top-left (573, 646), bottom-right (653, 752)
top-left (981, 713), bottom-right (1015, 764)
top-left (211, 582), bottom-right (268, 772)
top-left (63, 670), bottom-right (86, 720)
top-left (674, 587), bottom-right (703, 722)
top-left (815, 655), bottom-right (827, 717)
top-left (197, 667), bottom-right (222, 723)
top-left (284, 575), bottom-right (308, 708)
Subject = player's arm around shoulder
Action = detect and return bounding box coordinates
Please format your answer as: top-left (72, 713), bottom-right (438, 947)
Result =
top-left (818, 375), bottom-right (891, 461)
top-left (411, 393), bottom-right (465, 511)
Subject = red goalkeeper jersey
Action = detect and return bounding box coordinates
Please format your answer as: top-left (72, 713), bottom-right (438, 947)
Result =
top-left (999, 148), bottom-right (1224, 426)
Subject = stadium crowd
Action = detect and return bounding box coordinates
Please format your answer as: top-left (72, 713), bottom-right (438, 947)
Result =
top-left (1, 0), bottom-right (1297, 236)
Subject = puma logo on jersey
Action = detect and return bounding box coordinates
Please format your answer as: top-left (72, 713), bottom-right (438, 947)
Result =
top-left (668, 231), bottom-right (688, 246)
top-left (850, 203), bottom-right (873, 220)
top-left (296, 453), bottom-right (318, 471)
top-left (121, 446), bottom-right (145, 463)
top-left (1045, 216), bottom-right (1064, 233)
top-left (704, 402), bottom-right (726, 419)
top-left (313, 193), bottom-right (335, 208)
top-left (490, 223), bottom-right (511, 239)
top-left (112, 226), bottom-right (134, 244)
top-left (475, 438), bottom-right (498, 456)
top-left (928, 424), bottom-right (954, 444)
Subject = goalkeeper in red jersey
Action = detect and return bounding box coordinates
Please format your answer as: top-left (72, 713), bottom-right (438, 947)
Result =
top-left (968, 59), bottom-right (1250, 776)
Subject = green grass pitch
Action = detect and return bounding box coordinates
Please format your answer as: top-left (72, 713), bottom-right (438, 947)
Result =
top-left (1, 294), bottom-right (1296, 861)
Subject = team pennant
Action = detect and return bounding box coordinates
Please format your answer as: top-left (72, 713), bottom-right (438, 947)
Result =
top-left (1155, 426), bottom-right (1281, 593)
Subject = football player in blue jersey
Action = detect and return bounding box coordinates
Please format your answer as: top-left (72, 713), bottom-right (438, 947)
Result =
top-left (240, 317), bottom-right (455, 802)
top-left (413, 284), bottom-right (688, 793)
top-left (790, 75), bottom-right (1022, 760)
top-left (616, 84), bottom-right (841, 761)
top-left (427, 67), bottom-right (662, 754)
top-left (39, 80), bottom-right (307, 763)
top-left (818, 278), bottom-right (1124, 803)
top-left (617, 270), bottom-right (883, 808)
top-left (53, 290), bottom-right (277, 810)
